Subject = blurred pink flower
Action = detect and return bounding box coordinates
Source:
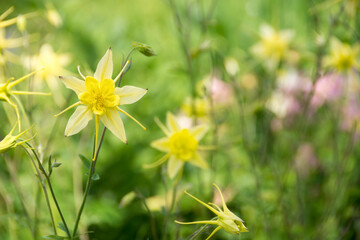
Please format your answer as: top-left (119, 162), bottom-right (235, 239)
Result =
top-left (310, 74), bottom-right (344, 109)
top-left (207, 76), bottom-right (234, 105)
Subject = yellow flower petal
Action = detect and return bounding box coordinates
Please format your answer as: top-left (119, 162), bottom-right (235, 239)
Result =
top-left (151, 137), bottom-right (170, 152)
top-left (166, 112), bottom-right (180, 133)
top-left (168, 156), bottom-right (184, 178)
top-left (85, 76), bottom-right (99, 93)
top-left (94, 48), bottom-right (113, 81)
top-left (189, 152), bottom-right (209, 169)
top-left (100, 108), bottom-right (126, 143)
top-left (65, 106), bottom-right (93, 136)
top-left (114, 86), bottom-right (147, 105)
top-left (100, 78), bottom-right (115, 95)
top-left (191, 124), bottom-right (209, 140)
top-left (59, 76), bottom-right (86, 95)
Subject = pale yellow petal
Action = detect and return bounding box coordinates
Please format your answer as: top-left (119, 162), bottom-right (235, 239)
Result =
top-left (191, 124), bottom-right (209, 140)
top-left (189, 152), bottom-right (209, 169)
top-left (168, 156), bottom-right (184, 179)
top-left (150, 137), bottom-right (171, 152)
top-left (94, 48), bottom-right (113, 80)
top-left (101, 108), bottom-right (126, 143)
top-left (60, 76), bottom-right (86, 95)
top-left (65, 106), bottom-right (93, 136)
top-left (114, 86), bottom-right (147, 105)
top-left (166, 112), bottom-right (180, 133)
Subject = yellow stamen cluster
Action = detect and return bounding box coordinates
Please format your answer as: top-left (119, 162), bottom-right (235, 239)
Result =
top-left (169, 129), bottom-right (198, 161)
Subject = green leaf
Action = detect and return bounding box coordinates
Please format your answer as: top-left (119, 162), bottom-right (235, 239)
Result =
top-left (51, 162), bottom-right (62, 168)
top-left (42, 235), bottom-right (67, 240)
top-left (57, 222), bottom-right (67, 234)
top-left (92, 173), bottom-right (100, 181)
top-left (79, 154), bottom-right (91, 170)
top-left (132, 41), bottom-right (157, 57)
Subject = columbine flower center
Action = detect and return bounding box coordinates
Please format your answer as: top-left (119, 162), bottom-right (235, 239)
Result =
top-left (79, 77), bottom-right (120, 115)
top-left (169, 129), bottom-right (198, 161)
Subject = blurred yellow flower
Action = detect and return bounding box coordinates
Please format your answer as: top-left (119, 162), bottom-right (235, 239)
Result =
top-left (145, 112), bottom-right (209, 178)
top-left (0, 71), bottom-right (50, 130)
top-left (324, 38), bottom-right (359, 72)
top-left (29, 44), bottom-right (71, 105)
top-left (251, 24), bottom-right (294, 69)
top-left (0, 123), bottom-right (33, 153)
top-left (56, 48), bottom-right (147, 152)
top-left (175, 184), bottom-right (248, 240)
top-left (181, 97), bottom-right (210, 119)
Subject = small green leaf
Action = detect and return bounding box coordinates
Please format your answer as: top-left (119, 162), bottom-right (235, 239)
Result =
top-left (51, 162), bottom-right (62, 168)
top-left (132, 41), bottom-right (157, 57)
top-left (92, 173), bottom-right (100, 181)
top-left (79, 154), bottom-right (91, 170)
top-left (48, 155), bottom-right (52, 173)
top-left (57, 222), bottom-right (67, 234)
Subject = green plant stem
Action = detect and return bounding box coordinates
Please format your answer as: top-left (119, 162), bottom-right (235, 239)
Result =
top-left (28, 146), bottom-right (71, 237)
top-left (23, 147), bottom-right (58, 236)
top-left (71, 158), bottom-right (95, 239)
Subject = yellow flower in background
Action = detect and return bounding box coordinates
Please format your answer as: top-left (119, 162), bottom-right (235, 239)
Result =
top-left (175, 184), bottom-right (248, 240)
top-left (0, 123), bottom-right (34, 153)
top-left (144, 112), bottom-right (209, 178)
top-left (28, 44), bottom-right (71, 105)
top-left (324, 38), bottom-right (359, 72)
top-left (181, 97), bottom-right (210, 119)
top-left (56, 48), bottom-right (147, 153)
top-left (0, 71), bottom-right (50, 131)
top-left (251, 24), bottom-right (294, 68)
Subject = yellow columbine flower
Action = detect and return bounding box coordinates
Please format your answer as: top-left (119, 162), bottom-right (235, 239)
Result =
top-left (0, 124), bottom-right (34, 153)
top-left (324, 38), bottom-right (359, 72)
top-left (0, 71), bottom-right (50, 131)
top-left (56, 48), bottom-right (147, 150)
top-left (175, 184), bottom-right (248, 240)
top-left (29, 44), bottom-right (71, 105)
top-left (251, 24), bottom-right (294, 68)
top-left (145, 112), bottom-right (209, 178)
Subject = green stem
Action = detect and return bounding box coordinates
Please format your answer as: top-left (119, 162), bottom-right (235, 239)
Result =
top-left (23, 147), bottom-right (58, 236)
top-left (71, 159), bottom-right (95, 239)
top-left (28, 146), bottom-right (71, 237)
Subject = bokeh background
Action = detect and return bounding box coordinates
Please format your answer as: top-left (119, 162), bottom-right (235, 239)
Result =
top-left (0, 0), bottom-right (359, 239)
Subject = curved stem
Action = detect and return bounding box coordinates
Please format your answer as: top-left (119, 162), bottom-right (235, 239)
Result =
top-left (26, 146), bottom-right (71, 238)
top-left (22, 147), bottom-right (58, 236)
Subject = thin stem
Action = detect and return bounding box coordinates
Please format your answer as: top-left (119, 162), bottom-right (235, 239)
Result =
top-left (71, 157), bottom-right (95, 238)
top-left (26, 146), bottom-right (71, 237)
top-left (22, 147), bottom-right (58, 236)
